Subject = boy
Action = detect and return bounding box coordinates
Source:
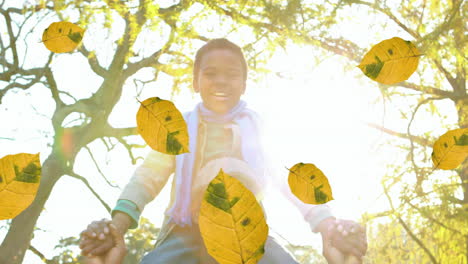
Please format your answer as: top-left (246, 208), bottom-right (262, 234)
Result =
top-left (80, 38), bottom-right (367, 263)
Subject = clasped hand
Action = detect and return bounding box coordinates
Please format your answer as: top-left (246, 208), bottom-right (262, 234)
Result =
top-left (80, 219), bottom-right (126, 264)
top-left (322, 219), bottom-right (368, 264)
top-left (80, 218), bottom-right (367, 264)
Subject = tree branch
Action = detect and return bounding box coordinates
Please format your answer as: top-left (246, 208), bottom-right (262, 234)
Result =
top-left (393, 81), bottom-right (460, 99)
top-left (404, 199), bottom-right (465, 236)
top-left (122, 28), bottom-right (175, 79)
top-left (208, 3), bottom-right (363, 62)
top-left (347, 0), bottom-right (420, 39)
top-left (407, 97), bottom-right (447, 193)
top-left (420, 0), bottom-right (463, 44)
top-left (383, 183), bottom-right (439, 264)
top-left (114, 136), bottom-right (145, 165)
top-left (84, 146), bottom-right (120, 189)
top-left (432, 59), bottom-right (459, 95)
top-left (28, 245), bottom-right (54, 264)
top-left (52, 98), bottom-right (95, 130)
top-left (78, 45), bottom-right (108, 78)
top-left (366, 122), bottom-right (432, 147)
top-left (0, 53), bottom-right (53, 105)
top-left (405, 181), bottom-right (467, 204)
top-left (0, 79), bottom-right (41, 104)
top-left (102, 124), bottom-right (138, 138)
top-left (0, 8), bottom-right (19, 67)
top-left (43, 65), bottom-right (64, 108)
top-left (66, 171), bottom-right (111, 213)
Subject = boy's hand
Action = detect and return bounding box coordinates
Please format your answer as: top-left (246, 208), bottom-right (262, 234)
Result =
top-left (84, 223), bottom-right (127, 264)
top-left (329, 219), bottom-right (367, 260)
top-left (80, 218), bottom-right (115, 257)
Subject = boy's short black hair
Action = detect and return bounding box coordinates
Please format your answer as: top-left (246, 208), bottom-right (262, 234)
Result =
top-left (193, 38), bottom-right (248, 82)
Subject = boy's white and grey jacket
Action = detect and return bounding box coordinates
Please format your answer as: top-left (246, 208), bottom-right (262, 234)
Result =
top-left (112, 101), bottom-right (333, 240)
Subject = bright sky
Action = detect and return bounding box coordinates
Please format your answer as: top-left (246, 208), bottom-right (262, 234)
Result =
top-left (0, 1), bottom-right (449, 263)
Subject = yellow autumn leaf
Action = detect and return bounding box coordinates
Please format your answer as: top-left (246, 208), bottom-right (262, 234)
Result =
top-left (136, 97), bottom-right (189, 155)
top-left (199, 169), bottom-right (268, 264)
top-left (288, 162), bottom-right (333, 204)
top-left (42, 22), bottom-right (84, 53)
top-left (432, 128), bottom-right (468, 170)
top-left (358, 37), bottom-right (421, 84)
top-left (0, 153), bottom-right (41, 220)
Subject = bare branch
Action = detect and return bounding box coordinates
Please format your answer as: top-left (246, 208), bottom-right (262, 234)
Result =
top-left (84, 146), bottom-right (120, 189)
top-left (100, 137), bottom-right (112, 152)
top-left (420, 0), bottom-right (463, 44)
top-left (393, 81), bottom-right (460, 99)
top-left (383, 183), bottom-right (438, 264)
top-left (0, 8), bottom-right (19, 67)
top-left (102, 124), bottom-right (138, 138)
top-left (58, 91), bottom-right (78, 103)
top-left (28, 245), bottom-right (53, 264)
top-left (405, 181), bottom-right (467, 204)
top-left (407, 97), bottom-right (447, 192)
top-left (0, 79), bottom-right (40, 103)
top-left (66, 171), bottom-right (111, 213)
top-left (404, 199), bottom-right (465, 236)
top-left (52, 98), bottom-right (96, 130)
top-left (78, 46), bottom-right (108, 78)
top-left (43, 67), bottom-right (64, 107)
top-left (347, 0), bottom-right (420, 39)
top-left (366, 122), bottom-right (432, 147)
top-left (122, 31), bottom-right (172, 79)
top-left (208, 3), bottom-right (363, 62)
top-left (432, 59), bottom-right (459, 94)
top-left (114, 137), bottom-right (145, 165)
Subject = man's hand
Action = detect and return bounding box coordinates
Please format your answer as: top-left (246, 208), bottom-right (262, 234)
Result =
top-left (329, 219), bottom-right (367, 260)
top-left (84, 223), bottom-right (127, 264)
top-left (80, 219), bottom-right (114, 257)
top-left (80, 213), bottom-right (132, 257)
top-left (322, 235), bottom-right (346, 264)
top-left (316, 217), bottom-right (367, 263)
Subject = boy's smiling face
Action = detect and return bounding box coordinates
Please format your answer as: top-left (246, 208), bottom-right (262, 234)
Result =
top-left (194, 49), bottom-right (246, 114)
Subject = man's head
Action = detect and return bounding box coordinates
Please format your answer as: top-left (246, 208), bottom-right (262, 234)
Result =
top-left (193, 39), bottom-right (248, 114)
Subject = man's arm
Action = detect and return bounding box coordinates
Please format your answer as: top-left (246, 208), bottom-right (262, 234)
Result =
top-left (80, 150), bottom-right (175, 256)
top-left (112, 211), bottom-right (133, 235)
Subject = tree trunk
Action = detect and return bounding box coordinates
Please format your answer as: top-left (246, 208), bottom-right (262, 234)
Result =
top-left (0, 154), bottom-right (64, 264)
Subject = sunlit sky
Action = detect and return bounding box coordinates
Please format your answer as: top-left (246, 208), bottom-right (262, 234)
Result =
top-left (0, 1), bottom-right (458, 263)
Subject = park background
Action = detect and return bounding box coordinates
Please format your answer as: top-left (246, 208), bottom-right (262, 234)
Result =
top-left (0, 0), bottom-right (466, 263)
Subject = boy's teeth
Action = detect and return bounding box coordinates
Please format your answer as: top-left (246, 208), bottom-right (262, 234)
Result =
top-left (214, 92), bottom-right (227, 96)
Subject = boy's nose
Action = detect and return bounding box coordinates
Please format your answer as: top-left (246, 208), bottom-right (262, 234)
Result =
top-left (213, 74), bottom-right (229, 84)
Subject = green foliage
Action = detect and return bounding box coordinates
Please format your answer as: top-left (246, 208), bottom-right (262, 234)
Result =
top-left (122, 218), bottom-right (160, 264)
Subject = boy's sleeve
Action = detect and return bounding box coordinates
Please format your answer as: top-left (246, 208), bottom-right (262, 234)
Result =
top-left (112, 199), bottom-right (141, 229)
top-left (111, 150), bottom-right (175, 228)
